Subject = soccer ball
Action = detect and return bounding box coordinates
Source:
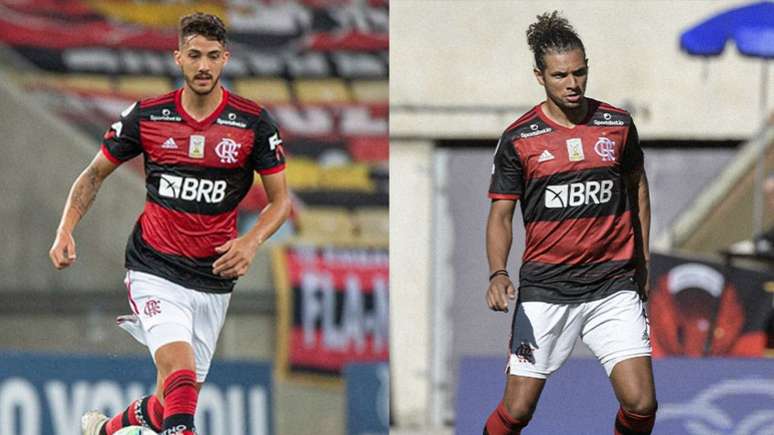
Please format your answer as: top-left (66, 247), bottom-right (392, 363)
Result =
top-left (113, 427), bottom-right (158, 435)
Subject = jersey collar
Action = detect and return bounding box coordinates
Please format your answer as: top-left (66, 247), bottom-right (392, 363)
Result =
top-left (536, 98), bottom-right (596, 131)
top-left (175, 86), bottom-right (229, 130)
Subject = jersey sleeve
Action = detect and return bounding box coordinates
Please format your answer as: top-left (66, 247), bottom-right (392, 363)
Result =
top-left (250, 108), bottom-right (286, 174)
top-left (101, 102), bottom-right (142, 164)
top-left (488, 132), bottom-right (524, 200)
top-left (621, 121), bottom-right (644, 173)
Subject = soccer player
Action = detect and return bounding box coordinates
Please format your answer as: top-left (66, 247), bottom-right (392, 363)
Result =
top-left (483, 11), bottom-right (656, 435)
top-left (48, 13), bottom-right (290, 435)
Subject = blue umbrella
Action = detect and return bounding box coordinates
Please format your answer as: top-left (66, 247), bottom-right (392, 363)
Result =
top-left (679, 1), bottom-right (774, 238)
top-left (680, 1), bottom-right (774, 58)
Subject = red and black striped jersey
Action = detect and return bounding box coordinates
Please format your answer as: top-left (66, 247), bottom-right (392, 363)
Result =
top-left (488, 98), bottom-right (643, 303)
top-left (102, 87), bottom-right (286, 293)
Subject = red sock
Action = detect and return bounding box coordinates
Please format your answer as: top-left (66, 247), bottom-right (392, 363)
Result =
top-left (161, 369), bottom-right (198, 435)
top-left (483, 401), bottom-right (529, 435)
top-left (145, 395), bottom-right (165, 432)
top-left (614, 406), bottom-right (656, 435)
top-left (101, 395), bottom-right (164, 435)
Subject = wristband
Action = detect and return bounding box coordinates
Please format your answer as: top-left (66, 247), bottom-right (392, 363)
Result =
top-left (489, 269), bottom-right (509, 281)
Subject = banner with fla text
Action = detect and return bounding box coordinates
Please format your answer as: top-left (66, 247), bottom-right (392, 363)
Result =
top-left (648, 252), bottom-right (773, 357)
top-left (273, 244), bottom-right (389, 379)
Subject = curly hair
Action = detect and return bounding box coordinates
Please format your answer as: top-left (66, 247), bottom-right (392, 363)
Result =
top-left (179, 12), bottom-right (227, 46)
top-left (526, 11), bottom-right (585, 71)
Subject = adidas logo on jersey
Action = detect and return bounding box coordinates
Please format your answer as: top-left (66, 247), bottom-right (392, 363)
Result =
top-left (538, 150), bottom-right (554, 162)
top-left (161, 138), bottom-right (178, 149)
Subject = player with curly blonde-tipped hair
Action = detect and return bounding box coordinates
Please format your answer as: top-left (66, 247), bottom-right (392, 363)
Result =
top-left (483, 11), bottom-right (656, 435)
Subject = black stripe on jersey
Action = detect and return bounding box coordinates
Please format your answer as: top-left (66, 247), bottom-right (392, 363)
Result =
top-left (506, 117), bottom-right (554, 140)
top-left (518, 260), bottom-right (636, 303)
top-left (587, 109), bottom-right (631, 128)
top-left (521, 167), bottom-right (629, 223)
top-left (215, 107), bottom-right (253, 130)
top-left (139, 101), bottom-right (183, 123)
top-left (126, 224), bottom-right (235, 293)
top-left (144, 161), bottom-right (253, 215)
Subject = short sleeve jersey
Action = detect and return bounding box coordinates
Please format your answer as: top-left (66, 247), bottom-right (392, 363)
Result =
top-left (488, 99), bottom-right (643, 303)
top-left (102, 88), bottom-right (285, 293)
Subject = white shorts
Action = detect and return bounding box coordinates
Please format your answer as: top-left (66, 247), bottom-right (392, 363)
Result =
top-left (508, 290), bottom-right (651, 379)
top-left (117, 270), bottom-right (231, 382)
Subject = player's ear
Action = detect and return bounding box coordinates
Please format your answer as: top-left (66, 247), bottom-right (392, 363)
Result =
top-left (222, 49), bottom-right (230, 65)
top-left (174, 50), bottom-right (182, 67)
top-left (533, 67), bottom-right (545, 86)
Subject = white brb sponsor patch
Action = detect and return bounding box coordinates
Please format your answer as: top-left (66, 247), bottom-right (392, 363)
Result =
top-left (544, 179), bottom-right (613, 208)
top-left (158, 174), bottom-right (226, 203)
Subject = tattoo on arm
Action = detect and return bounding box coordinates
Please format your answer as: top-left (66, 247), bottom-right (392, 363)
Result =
top-left (70, 166), bottom-right (103, 218)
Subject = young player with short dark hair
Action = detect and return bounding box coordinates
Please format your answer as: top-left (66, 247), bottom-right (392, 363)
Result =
top-left (50, 12), bottom-right (291, 435)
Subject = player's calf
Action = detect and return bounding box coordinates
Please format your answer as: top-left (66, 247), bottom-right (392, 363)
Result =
top-left (160, 369), bottom-right (198, 435)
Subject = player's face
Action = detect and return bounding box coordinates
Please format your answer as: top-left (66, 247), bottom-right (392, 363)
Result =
top-left (534, 48), bottom-right (588, 111)
top-left (175, 35), bottom-right (230, 96)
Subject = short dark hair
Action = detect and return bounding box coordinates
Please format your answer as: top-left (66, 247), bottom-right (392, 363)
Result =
top-left (526, 11), bottom-right (585, 71)
top-left (179, 12), bottom-right (227, 46)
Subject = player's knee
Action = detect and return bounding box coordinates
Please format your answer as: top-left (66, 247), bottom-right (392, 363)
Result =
top-left (620, 397), bottom-right (657, 416)
top-left (503, 397), bottom-right (537, 422)
top-left (154, 342), bottom-right (195, 377)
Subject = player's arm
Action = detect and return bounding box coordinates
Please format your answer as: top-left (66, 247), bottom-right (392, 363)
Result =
top-left (627, 167), bottom-right (651, 299)
top-left (622, 121), bottom-right (651, 299)
top-left (212, 171), bottom-right (291, 278)
top-left (486, 199), bottom-right (518, 312)
top-left (49, 152), bottom-right (118, 269)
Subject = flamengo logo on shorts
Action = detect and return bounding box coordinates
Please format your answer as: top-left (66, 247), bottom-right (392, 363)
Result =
top-left (545, 180), bottom-right (613, 208)
top-left (144, 299), bottom-right (161, 317)
top-left (159, 174), bottom-right (227, 203)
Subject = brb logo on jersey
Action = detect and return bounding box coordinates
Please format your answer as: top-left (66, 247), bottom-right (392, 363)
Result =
top-left (545, 180), bottom-right (613, 208)
top-left (159, 174), bottom-right (227, 203)
top-left (215, 138), bottom-right (242, 164)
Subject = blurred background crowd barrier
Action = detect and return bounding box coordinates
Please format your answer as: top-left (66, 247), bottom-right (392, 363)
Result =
top-left (0, 1), bottom-right (387, 434)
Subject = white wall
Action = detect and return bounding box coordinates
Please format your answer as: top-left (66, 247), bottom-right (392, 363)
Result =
top-left (391, 0), bottom-right (771, 139)
top-left (390, 140), bottom-right (435, 426)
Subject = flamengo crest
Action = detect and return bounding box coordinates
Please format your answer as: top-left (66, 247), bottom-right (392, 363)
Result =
top-left (595, 137), bottom-right (616, 161)
top-left (215, 138), bottom-right (242, 164)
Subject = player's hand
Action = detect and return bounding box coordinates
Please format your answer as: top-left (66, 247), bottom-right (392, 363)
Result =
top-left (49, 229), bottom-right (77, 269)
top-left (486, 275), bottom-right (517, 312)
top-left (212, 237), bottom-right (259, 279)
